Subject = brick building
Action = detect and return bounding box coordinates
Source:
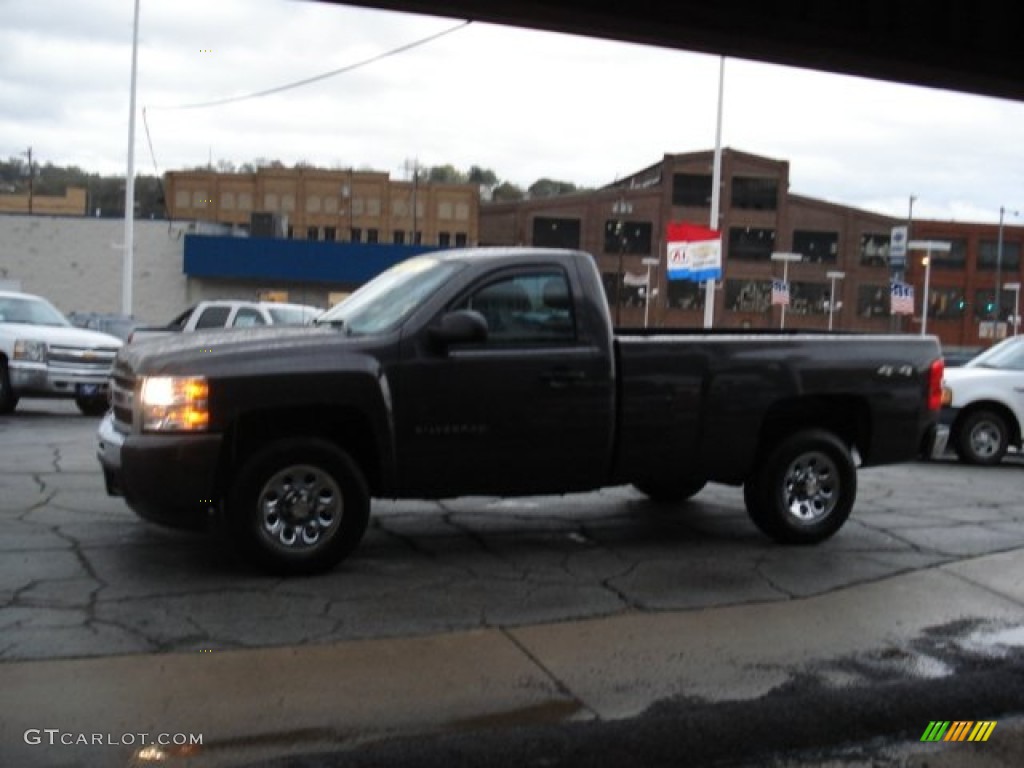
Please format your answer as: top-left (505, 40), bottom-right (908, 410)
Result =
top-left (164, 167), bottom-right (479, 248)
top-left (481, 148), bottom-right (1024, 348)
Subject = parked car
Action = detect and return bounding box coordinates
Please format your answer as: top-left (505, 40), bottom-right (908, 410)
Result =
top-left (68, 312), bottom-right (144, 342)
top-left (941, 346), bottom-right (983, 367)
top-left (128, 300), bottom-right (323, 343)
top-left (0, 290), bottom-right (122, 415)
top-left (941, 335), bottom-right (1024, 465)
top-left (97, 247), bottom-right (945, 574)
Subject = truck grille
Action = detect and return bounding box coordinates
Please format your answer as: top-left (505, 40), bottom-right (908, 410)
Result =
top-left (49, 344), bottom-right (119, 374)
top-left (110, 364), bottom-right (135, 430)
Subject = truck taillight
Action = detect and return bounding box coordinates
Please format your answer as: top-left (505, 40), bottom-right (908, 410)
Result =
top-left (927, 359), bottom-right (944, 411)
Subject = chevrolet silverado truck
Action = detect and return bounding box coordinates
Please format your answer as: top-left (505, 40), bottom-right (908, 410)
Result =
top-left (1, 290), bottom-right (122, 416)
top-left (127, 300), bottom-right (323, 343)
top-left (941, 335), bottom-right (1024, 465)
top-left (97, 247), bottom-right (947, 574)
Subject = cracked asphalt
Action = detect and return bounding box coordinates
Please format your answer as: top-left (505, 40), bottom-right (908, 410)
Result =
top-left (2, 400), bottom-right (1023, 661)
top-left (2, 398), bottom-right (1023, 767)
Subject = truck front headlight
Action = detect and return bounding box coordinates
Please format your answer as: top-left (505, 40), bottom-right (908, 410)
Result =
top-left (140, 376), bottom-right (210, 432)
top-left (13, 339), bottom-right (47, 363)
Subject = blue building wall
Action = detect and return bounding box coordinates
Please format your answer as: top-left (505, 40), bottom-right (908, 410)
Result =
top-left (183, 235), bottom-right (438, 285)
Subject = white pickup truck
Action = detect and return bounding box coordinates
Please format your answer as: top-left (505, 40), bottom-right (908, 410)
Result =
top-left (0, 290), bottom-right (122, 416)
top-left (941, 336), bottom-right (1024, 464)
top-left (128, 300), bottom-right (323, 343)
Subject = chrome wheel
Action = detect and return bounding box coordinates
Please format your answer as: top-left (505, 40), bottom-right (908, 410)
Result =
top-left (257, 464), bottom-right (343, 552)
top-left (955, 409), bottom-right (1008, 466)
top-left (781, 451), bottom-right (838, 525)
top-left (967, 420), bottom-right (1003, 460)
top-left (744, 429), bottom-right (856, 545)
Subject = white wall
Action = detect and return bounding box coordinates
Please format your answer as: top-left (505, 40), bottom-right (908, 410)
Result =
top-left (0, 214), bottom-right (189, 324)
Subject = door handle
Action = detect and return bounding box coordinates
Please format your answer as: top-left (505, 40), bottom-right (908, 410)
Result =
top-left (541, 369), bottom-right (586, 388)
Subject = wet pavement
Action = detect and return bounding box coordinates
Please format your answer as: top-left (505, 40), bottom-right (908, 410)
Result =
top-left (1, 399), bottom-right (1023, 766)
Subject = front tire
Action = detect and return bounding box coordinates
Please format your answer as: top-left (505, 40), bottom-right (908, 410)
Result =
top-left (0, 359), bottom-right (18, 414)
top-left (743, 429), bottom-right (856, 545)
top-left (227, 438), bottom-right (370, 575)
top-left (953, 409), bottom-right (1008, 466)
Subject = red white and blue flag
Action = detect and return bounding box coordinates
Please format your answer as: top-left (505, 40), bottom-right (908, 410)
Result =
top-left (891, 282), bottom-right (914, 315)
top-left (771, 279), bottom-right (790, 307)
top-left (666, 222), bottom-right (722, 282)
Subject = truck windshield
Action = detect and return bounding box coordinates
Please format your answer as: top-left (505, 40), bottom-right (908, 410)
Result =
top-left (0, 296), bottom-right (71, 327)
top-left (316, 257), bottom-right (464, 336)
top-left (965, 337), bottom-right (1024, 370)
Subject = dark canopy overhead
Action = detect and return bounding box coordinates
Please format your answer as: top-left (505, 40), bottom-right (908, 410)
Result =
top-left (323, 0), bottom-right (1024, 102)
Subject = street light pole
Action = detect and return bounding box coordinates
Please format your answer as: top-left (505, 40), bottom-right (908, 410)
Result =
top-left (771, 252), bottom-right (801, 330)
top-left (642, 257), bottom-right (659, 328)
top-left (908, 240), bottom-right (951, 337)
top-left (826, 270), bottom-right (845, 331)
top-left (612, 196), bottom-right (633, 327)
top-left (994, 206), bottom-right (1020, 326)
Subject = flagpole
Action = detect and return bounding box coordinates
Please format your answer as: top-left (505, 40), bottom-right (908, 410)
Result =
top-left (704, 56), bottom-right (725, 329)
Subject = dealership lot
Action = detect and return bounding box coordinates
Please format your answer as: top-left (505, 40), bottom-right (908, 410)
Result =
top-left (1, 399), bottom-right (1023, 766)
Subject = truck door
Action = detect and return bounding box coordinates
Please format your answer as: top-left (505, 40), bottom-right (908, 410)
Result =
top-left (393, 267), bottom-right (614, 497)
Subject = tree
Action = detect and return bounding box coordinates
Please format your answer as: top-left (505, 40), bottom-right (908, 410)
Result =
top-left (528, 178), bottom-right (579, 198)
top-left (425, 164), bottom-right (467, 184)
top-left (467, 166), bottom-right (499, 187)
top-left (492, 181), bottom-right (525, 201)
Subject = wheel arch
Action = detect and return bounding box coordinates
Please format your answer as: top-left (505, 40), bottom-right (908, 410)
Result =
top-left (753, 395), bottom-right (867, 468)
top-left (221, 406), bottom-right (385, 498)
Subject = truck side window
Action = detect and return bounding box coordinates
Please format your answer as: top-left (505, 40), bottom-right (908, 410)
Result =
top-left (456, 272), bottom-right (575, 345)
top-left (195, 306), bottom-right (232, 329)
top-left (232, 308), bottom-right (267, 328)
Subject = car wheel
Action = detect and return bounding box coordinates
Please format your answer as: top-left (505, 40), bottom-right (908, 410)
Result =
top-left (633, 478), bottom-right (707, 504)
top-left (75, 394), bottom-right (109, 417)
top-left (0, 359), bottom-right (18, 414)
top-left (227, 438), bottom-right (370, 575)
top-left (743, 429), bottom-right (856, 545)
top-left (954, 409), bottom-right (1008, 466)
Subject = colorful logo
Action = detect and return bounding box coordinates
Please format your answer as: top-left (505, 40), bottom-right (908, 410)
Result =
top-left (920, 721), bottom-right (996, 742)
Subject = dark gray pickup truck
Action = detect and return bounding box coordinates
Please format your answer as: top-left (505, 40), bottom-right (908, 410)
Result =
top-left (97, 247), bottom-right (947, 574)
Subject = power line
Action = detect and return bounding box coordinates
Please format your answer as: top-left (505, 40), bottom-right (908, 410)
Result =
top-left (147, 20), bottom-right (471, 112)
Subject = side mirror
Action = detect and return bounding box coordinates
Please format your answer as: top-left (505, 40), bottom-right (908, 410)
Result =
top-left (428, 309), bottom-right (488, 349)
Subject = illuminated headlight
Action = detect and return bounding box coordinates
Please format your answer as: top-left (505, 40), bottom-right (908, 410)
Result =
top-left (140, 376), bottom-right (210, 432)
top-left (13, 339), bottom-right (47, 363)
top-left (941, 385), bottom-right (953, 407)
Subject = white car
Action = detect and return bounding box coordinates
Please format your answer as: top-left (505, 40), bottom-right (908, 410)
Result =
top-left (127, 300), bottom-right (324, 343)
top-left (941, 336), bottom-right (1024, 465)
top-left (0, 290), bottom-right (122, 416)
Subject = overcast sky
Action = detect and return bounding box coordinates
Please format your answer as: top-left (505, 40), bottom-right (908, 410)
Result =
top-left (3, 0), bottom-right (1024, 224)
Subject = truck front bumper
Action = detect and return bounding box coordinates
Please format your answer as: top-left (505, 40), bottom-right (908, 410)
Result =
top-left (10, 361), bottom-right (111, 399)
top-left (97, 412), bottom-right (223, 530)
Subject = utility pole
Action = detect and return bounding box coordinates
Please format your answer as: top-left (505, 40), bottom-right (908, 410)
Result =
top-left (24, 147), bottom-right (34, 214)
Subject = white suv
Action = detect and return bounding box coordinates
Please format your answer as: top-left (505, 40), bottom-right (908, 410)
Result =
top-left (0, 291), bottom-right (122, 416)
top-left (941, 336), bottom-right (1024, 464)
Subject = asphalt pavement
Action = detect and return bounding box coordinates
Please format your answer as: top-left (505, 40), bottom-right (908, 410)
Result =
top-left (1, 399), bottom-right (1022, 767)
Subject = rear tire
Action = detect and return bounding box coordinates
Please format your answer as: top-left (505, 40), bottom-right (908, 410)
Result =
top-left (0, 359), bottom-right (18, 414)
top-left (953, 409), bottom-right (1008, 466)
top-left (227, 438), bottom-right (370, 575)
top-left (744, 429), bottom-right (856, 545)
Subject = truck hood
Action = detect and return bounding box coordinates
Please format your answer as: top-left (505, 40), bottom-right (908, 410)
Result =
top-left (117, 324), bottom-right (368, 376)
top-left (943, 366), bottom-right (1014, 385)
top-left (1, 322), bottom-right (122, 348)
